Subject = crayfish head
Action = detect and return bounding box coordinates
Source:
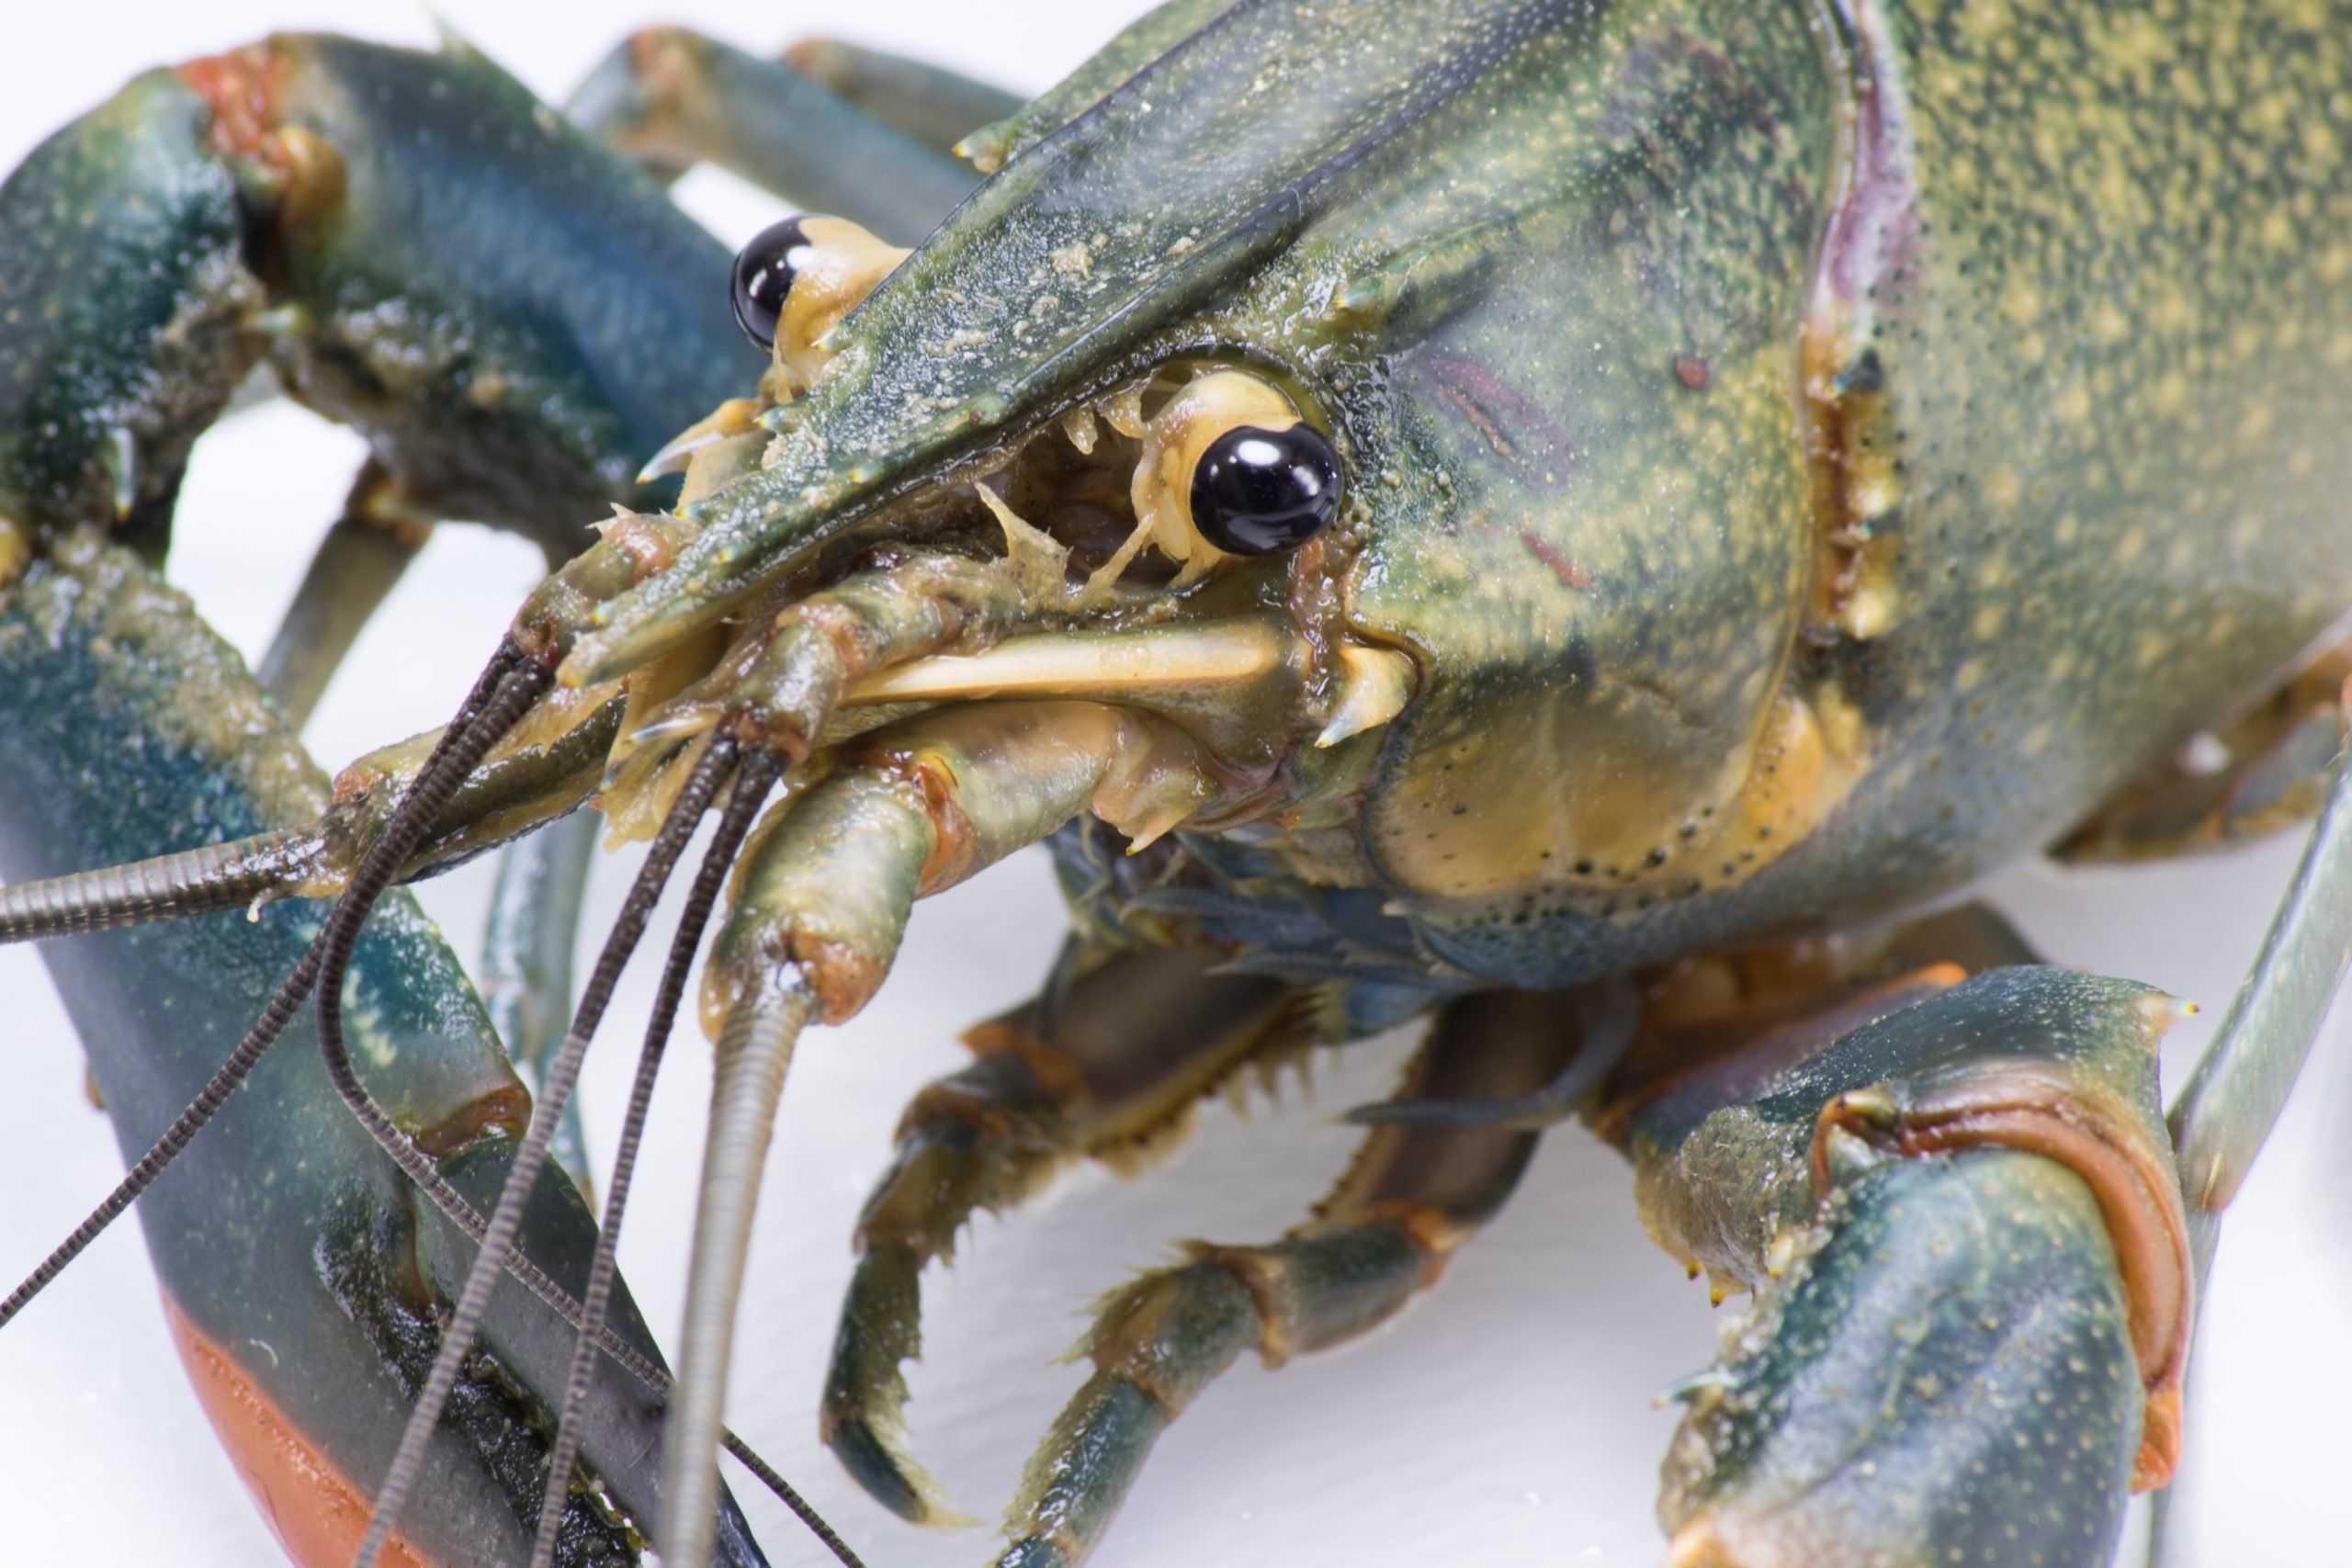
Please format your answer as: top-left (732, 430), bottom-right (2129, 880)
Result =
top-left (505, 0), bottom-right (1867, 932)
top-left (506, 131), bottom-right (1447, 853)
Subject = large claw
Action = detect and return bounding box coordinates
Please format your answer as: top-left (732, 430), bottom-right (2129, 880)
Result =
top-left (0, 33), bottom-right (756, 559)
top-left (0, 538), bottom-right (767, 1565)
top-left (1631, 968), bottom-right (2195, 1568)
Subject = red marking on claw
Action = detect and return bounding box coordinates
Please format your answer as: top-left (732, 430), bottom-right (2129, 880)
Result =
top-left (164, 1295), bottom-right (434, 1568)
top-left (177, 47), bottom-right (285, 162)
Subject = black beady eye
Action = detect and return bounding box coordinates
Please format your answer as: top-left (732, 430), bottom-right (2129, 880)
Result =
top-left (730, 217), bottom-right (813, 351)
top-left (1189, 423), bottom-right (1342, 555)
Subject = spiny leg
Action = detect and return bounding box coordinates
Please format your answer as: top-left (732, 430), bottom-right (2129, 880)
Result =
top-left (825, 942), bottom-right (1310, 1520)
top-left (1629, 968), bottom-right (2195, 1568)
top-left (990, 986), bottom-right (1584, 1568)
top-left (567, 27), bottom-right (981, 244)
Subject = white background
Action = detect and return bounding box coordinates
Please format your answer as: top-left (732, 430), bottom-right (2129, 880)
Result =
top-left (0, 5), bottom-right (2345, 1565)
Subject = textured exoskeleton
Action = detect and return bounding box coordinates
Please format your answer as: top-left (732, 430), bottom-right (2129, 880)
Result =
top-left (2, 2), bottom-right (2349, 1567)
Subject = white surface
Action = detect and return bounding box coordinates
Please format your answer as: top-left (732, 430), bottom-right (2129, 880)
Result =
top-left (0, 5), bottom-right (2345, 1566)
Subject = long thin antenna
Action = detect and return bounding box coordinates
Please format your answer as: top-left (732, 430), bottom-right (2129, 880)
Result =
top-left (345, 734), bottom-right (733, 1568)
top-left (528, 749), bottom-right (785, 1568)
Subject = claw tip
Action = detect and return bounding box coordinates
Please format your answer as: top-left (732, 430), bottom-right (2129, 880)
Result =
top-left (1661, 1523), bottom-right (1734, 1568)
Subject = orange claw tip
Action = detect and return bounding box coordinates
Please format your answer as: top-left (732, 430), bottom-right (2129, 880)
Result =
top-left (2132, 1382), bottom-right (2186, 1493)
top-left (1661, 1521), bottom-right (1735, 1568)
top-left (164, 1298), bottom-right (433, 1568)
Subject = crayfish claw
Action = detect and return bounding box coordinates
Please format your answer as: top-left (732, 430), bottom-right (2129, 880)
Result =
top-left (1638, 969), bottom-right (2195, 1568)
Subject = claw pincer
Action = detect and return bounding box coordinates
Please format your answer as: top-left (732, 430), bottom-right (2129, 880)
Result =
top-left (0, 34), bottom-right (757, 561)
top-left (1627, 969), bottom-right (2195, 1568)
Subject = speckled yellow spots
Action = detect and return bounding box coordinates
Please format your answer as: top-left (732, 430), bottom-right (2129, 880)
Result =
top-left (1320, 0), bottom-right (2352, 992)
top-left (1955, 1), bottom-right (2020, 49)
top-left (2150, 287), bottom-right (2194, 334)
top-left (1984, 465), bottom-right (2022, 513)
top-left (2101, 13), bottom-right (2174, 73)
top-left (2091, 162), bottom-right (2137, 228)
top-left (2303, 118), bottom-right (2343, 168)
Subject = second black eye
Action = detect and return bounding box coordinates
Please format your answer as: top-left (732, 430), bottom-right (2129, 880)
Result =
top-left (1189, 423), bottom-right (1342, 555)
top-left (731, 217), bottom-right (813, 351)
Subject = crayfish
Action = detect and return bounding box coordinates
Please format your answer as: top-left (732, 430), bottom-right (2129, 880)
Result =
top-left (1, 3), bottom-right (2348, 1565)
